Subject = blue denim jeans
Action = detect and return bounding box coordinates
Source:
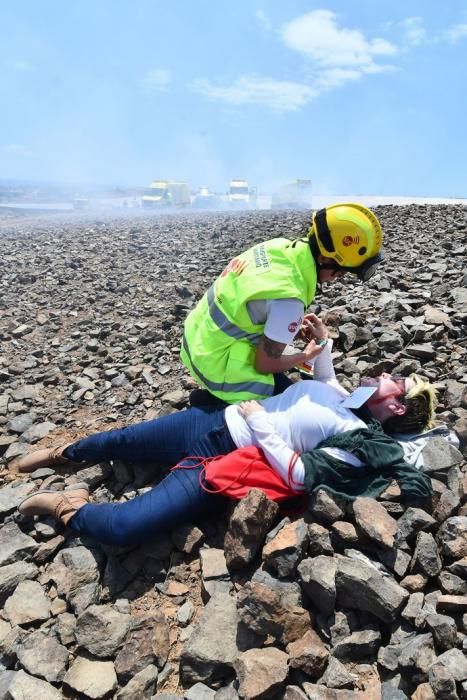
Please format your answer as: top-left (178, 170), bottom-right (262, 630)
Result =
top-left (66, 406), bottom-right (236, 547)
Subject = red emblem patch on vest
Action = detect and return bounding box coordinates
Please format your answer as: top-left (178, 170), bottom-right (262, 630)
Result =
top-left (288, 321), bottom-right (298, 333)
top-left (220, 258), bottom-right (247, 278)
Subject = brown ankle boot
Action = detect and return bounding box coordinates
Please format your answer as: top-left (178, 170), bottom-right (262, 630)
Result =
top-left (17, 443), bottom-right (90, 473)
top-left (18, 483), bottom-right (90, 525)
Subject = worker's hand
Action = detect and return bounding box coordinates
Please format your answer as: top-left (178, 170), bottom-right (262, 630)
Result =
top-left (238, 400), bottom-right (265, 419)
top-left (299, 313), bottom-right (329, 342)
top-left (302, 338), bottom-right (326, 362)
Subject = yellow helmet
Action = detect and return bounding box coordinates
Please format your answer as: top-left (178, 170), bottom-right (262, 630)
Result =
top-left (309, 203), bottom-right (384, 281)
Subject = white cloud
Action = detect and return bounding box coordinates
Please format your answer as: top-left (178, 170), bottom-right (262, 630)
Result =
top-left (140, 69), bottom-right (172, 93)
top-left (192, 75), bottom-right (317, 112)
top-left (4, 143), bottom-right (34, 157)
top-left (192, 10), bottom-right (399, 113)
top-left (282, 10), bottom-right (397, 71)
top-left (399, 17), bottom-right (427, 47)
top-left (256, 9), bottom-right (272, 31)
top-left (445, 23), bottom-right (467, 43)
top-left (315, 67), bottom-right (362, 90)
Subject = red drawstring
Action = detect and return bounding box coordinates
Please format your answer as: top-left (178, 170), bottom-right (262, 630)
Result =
top-left (287, 451), bottom-right (305, 493)
top-left (171, 454), bottom-right (258, 495)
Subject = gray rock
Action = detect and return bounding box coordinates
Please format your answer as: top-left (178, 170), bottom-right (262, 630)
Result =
top-left (56, 612), bottom-right (77, 646)
top-left (43, 545), bottom-right (104, 597)
top-left (234, 647), bottom-right (289, 700)
top-left (352, 496), bottom-right (397, 549)
top-left (3, 580), bottom-right (51, 626)
top-left (297, 556), bottom-right (336, 615)
top-left (1, 669), bottom-right (62, 699)
top-left (223, 489), bottom-right (278, 569)
top-left (411, 532), bottom-right (442, 577)
top-left (402, 592), bottom-right (425, 622)
top-left (262, 518), bottom-right (308, 577)
top-left (172, 524), bottom-right (204, 554)
top-left (200, 547), bottom-right (229, 581)
top-left (75, 604), bottom-right (132, 658)
top-left (21, 421), bottom-right (56, 443)
top-left (114, 611), bottom-right (170, 679)
top-left (309, 489), bottom-right (346, 523)
top-left (398, 633), bottom-right (436, 684)
top-left (422, 438), bottom-right (464, 472)
top-left (434, 647), bottom-right (467, 682)
top-left (236, 580), bottom-right (311, 645)
top-left (396, 508), bottom-right (436, 544)
top-left (0, 560), bottom-right (38, 605)
top-left (428, 663), bottom-right (458, 700)
top-left (214, 687), bottom-right (240, 699)
top-left (64, 655), bottom-right (118, 699)
top-left (335, 557), bottom-right (409, 622)
top-left (0, 481), bottom-right (36, 518)
top-left (320, 655), bottom-right (355, 688)
top-left (333, 629), bottom-right (382, 660)
top-left (251, 567), bottom-right (303, 608)
top-left (437, 517), bottom-right (467, 558)
top-left (16, 630), bottom-right (68, 683)
top-left (287, 628), bottom-right (329, 677)
top-left (180, 592), bottom-right (242, 686)
top-left (178, 600), bottom-right (194, 626)
top-left (424, 612), bottom-right (457, 651)
top-left (7, 413), bottom-right (35, 434)
top-left (116, 664), bottom-right (158, 700)
top-left (185, 682), bottom-right (216, 699)
top-left (0, 521), bottom-right (37, 567)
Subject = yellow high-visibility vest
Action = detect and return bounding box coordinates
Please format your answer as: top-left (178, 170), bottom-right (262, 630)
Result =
top-left (181, 237), bottom-right (317, 402)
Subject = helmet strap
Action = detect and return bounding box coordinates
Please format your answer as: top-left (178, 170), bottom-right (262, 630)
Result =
top-left (308, 234), bottom-right (321, 262)
top-left (314, 209), bottom-right (335, 253)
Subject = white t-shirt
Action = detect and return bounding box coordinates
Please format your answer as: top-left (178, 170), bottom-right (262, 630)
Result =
top-left (224, 340), bottom-right (366, 490)
top-left (247, 298), bottom-right (303, 344)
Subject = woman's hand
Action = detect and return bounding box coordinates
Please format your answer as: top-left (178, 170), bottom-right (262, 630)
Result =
top-left (238, 400), bottom-right (264, 419)
top-left (300, 313), bottom-right (329, 342)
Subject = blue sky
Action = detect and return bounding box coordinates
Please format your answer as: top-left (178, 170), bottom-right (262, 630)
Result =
top-left (1, 1), bottom-right (467, 196)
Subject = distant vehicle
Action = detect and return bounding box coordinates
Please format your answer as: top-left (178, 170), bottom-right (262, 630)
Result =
top-left (192, 186), bottom-right (219, 210)
top-left (228, 179), bottom-right (251, 208)
top-left (271, 179), bottom-right (312, 210)
top-left (142, 180), bottom-right (190, 208)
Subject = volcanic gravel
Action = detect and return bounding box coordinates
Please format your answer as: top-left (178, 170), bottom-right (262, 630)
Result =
top-left (0, 206), bottom-right (466, 699)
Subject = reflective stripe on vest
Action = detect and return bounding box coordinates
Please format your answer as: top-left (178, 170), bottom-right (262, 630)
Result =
top-left (182, 334), bottom-right (274, 397)
top-left (207, 284), bottom-right (262, 345)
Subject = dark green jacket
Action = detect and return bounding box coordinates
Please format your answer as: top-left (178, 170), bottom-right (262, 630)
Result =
top-left (301, 414), bottom-right (432, 501)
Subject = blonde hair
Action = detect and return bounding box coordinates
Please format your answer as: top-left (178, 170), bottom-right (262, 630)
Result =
top-left (384, 374), bottom-right (437, 435)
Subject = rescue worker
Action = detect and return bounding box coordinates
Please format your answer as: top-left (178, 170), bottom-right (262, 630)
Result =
top-left (181, 203), bottom-right (384, 404)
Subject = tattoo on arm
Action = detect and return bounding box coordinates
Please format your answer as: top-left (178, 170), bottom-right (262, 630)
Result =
top-left (261, 336), bottom-right (284, 359)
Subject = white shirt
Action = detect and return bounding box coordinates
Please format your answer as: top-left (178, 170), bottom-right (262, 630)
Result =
top-left (224, 340), bottom-right (366, 490)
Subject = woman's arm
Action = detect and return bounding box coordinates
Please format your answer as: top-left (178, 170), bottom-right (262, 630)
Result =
top-left (238, 401), bottom-right (306, 490)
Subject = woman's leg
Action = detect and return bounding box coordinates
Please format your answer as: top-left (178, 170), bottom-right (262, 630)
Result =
top-left (64, 405), bottom-right (231, 466)
top-left (273, 372), bottom-right (294, 395)
top-left (68, 425), bottom-right (237, 547)
top-left (69, 462), bottom-right (227, 547)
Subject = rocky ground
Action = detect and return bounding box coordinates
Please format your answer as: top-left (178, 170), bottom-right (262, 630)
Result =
top-left (0, 205), bottom-right (466, 700)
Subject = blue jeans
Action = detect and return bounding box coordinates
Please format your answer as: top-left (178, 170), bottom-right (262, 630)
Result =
top-left (66, 406), bottom-right (236, 547)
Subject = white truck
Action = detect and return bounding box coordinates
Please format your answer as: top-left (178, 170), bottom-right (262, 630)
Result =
top-left (192, 186), bottom-right (219, 209)
top-left (271, 179), bottom-right (312, 210)
top-left (142, 180), bottom-right (190, 208)
top-left (228, 179), bottom-right (251, 209)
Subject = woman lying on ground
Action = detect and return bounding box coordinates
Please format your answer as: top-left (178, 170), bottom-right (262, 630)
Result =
top-left (18, 315), bottom-right (436, 548)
